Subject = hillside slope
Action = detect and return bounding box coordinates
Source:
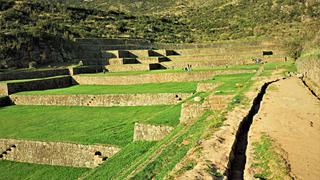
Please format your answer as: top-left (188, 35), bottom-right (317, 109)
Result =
top-left (1, 0), bottom-right (319, 69)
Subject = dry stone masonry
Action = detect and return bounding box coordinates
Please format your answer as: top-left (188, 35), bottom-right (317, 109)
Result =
top-left (133, 123), bottom-right (174, 141)
top-left (0, 139), bottom-right (120, 168)
top-left (196, 82), bottom-right (219, 92)
top-left (0, 68), bottom-right (70, 82)
top-left (204, 94), bottom-right (233, 110)
top-left (0, 76), bottom-right (74, 95)
top-left (10, 93), bottom-right (192, 107)
top-left (73, 70), bottom-right (254, 85)
top-left (179, 102), bottom-right (207, 124)
top-left (296, 57), bottom-right (320, 98)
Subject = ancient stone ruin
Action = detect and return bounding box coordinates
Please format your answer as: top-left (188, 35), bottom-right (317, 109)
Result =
top-left (0, 139), bottom-right (120, 168)
top-left (133, 123), bottom-right (174, 141)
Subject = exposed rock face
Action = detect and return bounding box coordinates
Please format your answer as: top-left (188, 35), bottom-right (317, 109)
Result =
top-left (133, 123), bottom-right (174, 141)
top-left (0, 139), bottom-right (120, 168)
top-left (0, 39), bottom-right (77, 69)
top-left (10, 93), bottom-right (192, 107)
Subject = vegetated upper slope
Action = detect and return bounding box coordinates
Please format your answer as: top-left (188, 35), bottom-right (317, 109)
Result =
top-left (1, 0), bottom-right (319, 68)
top-left (63, 0), bottom-right (320, 41)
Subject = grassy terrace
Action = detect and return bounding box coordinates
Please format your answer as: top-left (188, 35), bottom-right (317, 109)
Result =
top-left (17, 82), bottom-right (198, 95)
top-left (0, 105), bottom-right (181, 147)
top-left (260, 61), bottom-right (296, 76)
top-left (0, 161), bottom-right (88, 180)
top-left (17, 72), bottom-right (256, 95)
top-left (79, 64), bottom-right (260, 77)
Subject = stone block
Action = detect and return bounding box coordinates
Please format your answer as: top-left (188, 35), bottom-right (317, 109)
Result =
top-left (196, 83), bottom-right (219, 92)
top-left (204, 94), bottom-right (233, 110)
top-left (133, 123), bottom-right (174, 141)
top-left (179, 102), bottom-right (206, 124)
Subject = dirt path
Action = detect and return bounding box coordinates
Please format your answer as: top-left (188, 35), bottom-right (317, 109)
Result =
top-left (247, 77), bottom-right (320, 179)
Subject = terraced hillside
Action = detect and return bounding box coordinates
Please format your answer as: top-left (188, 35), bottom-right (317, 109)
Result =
top-left (0, 38), bottom-right (301, 179)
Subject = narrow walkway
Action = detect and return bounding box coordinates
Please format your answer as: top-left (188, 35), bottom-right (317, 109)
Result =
top-left (249, 77), bottom-right (320, 179)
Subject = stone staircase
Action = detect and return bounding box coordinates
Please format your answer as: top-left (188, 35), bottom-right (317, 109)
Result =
top-left (104, 50), bottom-right (172, 72)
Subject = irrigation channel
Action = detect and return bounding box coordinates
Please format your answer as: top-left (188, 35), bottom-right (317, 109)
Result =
top-left (226, 78), bottom-right (282, 179)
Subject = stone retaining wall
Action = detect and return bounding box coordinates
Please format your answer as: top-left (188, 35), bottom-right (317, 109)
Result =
top-left (74, 38), bottom-right (152, 65)
top-left (5, 76), bottom-right (74, 95)
top-left (296, 57), bottom-right (320, 97)
top-left (0, 139), bottom-right (120, 168)
top-left (196, 83), bottom-right (219, 92)
top-left (153, 40), bottom-right (275, 49)
top-left (133, 123), bottom-right (174, 141)
top-left (203, 94), bottom-right (233, 110)
top-left (179, 102), bottom-right (206, 124)
top-left (0, 69), bottom-right (70, 82)
top-left (10, 93), bottom-right (192, 107)
top-left (0, 84), bottom-right (8, 96)
top-left (73, 70), bottom-right (254, 85)
top-left (70, 66), bottom-right (103, 75)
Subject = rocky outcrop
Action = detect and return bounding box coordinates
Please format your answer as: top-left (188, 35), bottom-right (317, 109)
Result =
top-left (0, 139), bottom-right (120, 168)
top-left (133, 123), bottom-right (174, 141)
top-left (0, 38), bottom-right (77, 69)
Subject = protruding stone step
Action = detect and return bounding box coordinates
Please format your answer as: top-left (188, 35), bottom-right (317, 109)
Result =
top-left (106, 63), bottom-right (163, 72)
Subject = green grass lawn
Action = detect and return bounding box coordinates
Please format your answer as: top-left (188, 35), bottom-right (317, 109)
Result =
top-left (17, 82), bottom-right (198, 95)
top-left (260, 61), bottom-right (296, 76)
top-left (17, 72), bottom-right (255, 95)
top-left (209, 72), bottom-right (254, 95)
top-left (0, 105), bottom-right (181, 147)
top-left (0, 161), bottom-right (88, 180)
